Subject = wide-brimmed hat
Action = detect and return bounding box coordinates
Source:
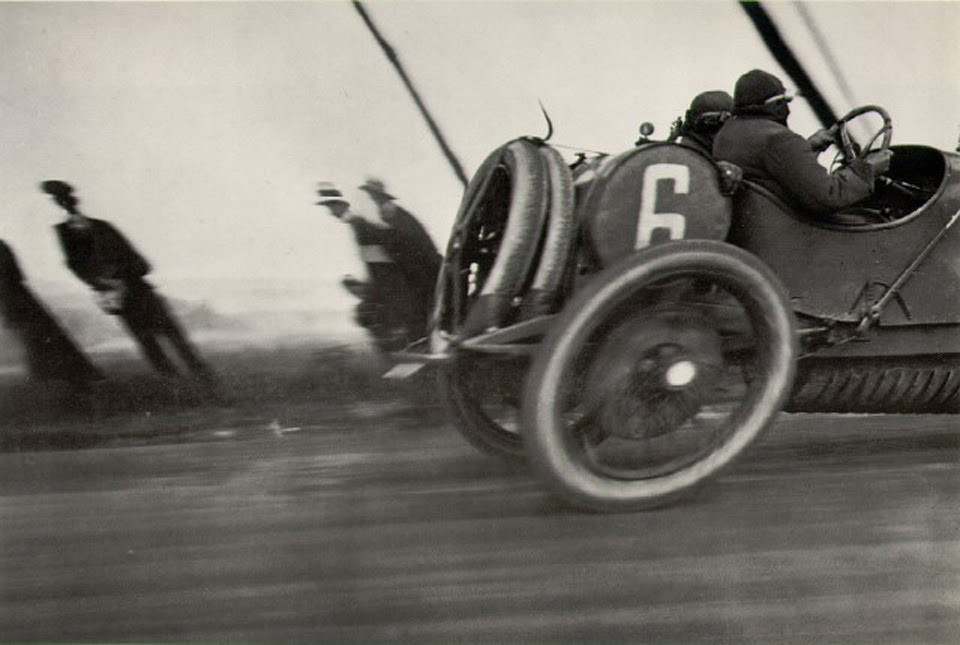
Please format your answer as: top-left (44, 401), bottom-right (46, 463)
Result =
top-left (315, 181), bottom-right (349, 207)
top-left (733, 69), bottom-right (788, 108)
top-left (358, 178), bottom-right (395, 200)
top-left (39, 179), bottom-right (75, 197)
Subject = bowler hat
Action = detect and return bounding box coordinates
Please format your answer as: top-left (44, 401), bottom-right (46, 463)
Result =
top-left (733, 69), bottom-right (787, 108)
top-left (358, 178), bottom-right (395, 200)
top-left (39, 179), bottom-right (75, 197)
top-left (316, 181), bottom-right (349, 207)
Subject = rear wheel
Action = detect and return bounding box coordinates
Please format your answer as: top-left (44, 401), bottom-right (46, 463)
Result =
top-left (435, 140), bottom-right (572, 461)
top-left (440, 354), bottom-right (526, 462)
top-left (522, 240), bottom-right (797, 511)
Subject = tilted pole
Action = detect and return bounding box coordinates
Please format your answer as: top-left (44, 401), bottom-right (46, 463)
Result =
top-left (738, 1), bottom-right (838, 128)
top-left (352, 1), bottom-right (469, 189)
top-left (792, 3), bottom-right (858, 109)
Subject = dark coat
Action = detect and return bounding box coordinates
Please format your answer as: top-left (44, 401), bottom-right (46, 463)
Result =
top-left (379, 203), bottom-right (442, 297)
top-left (344, 216), bottom-right (422, 351)
top-left (54, 220), bottom-right (212, 377)
top-left (713, 114), bottom-right (876, 215)
top-left (54, 218), bottom-right (150, 290)
top-left (345, 215), bottom-right (406, 278)
top-left (676, 129), bottom-right (715, 157)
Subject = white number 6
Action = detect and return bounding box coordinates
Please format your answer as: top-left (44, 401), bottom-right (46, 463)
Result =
top-left (635, 163), bottom-right (689, 248)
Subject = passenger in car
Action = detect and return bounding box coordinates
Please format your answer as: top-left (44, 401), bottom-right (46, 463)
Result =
top-left (675, 90), bottom-right (733, 156)
top-left (713, 69), bottom-right (892, 216)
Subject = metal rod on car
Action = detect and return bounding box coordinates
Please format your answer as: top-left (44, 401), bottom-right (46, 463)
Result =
top-left (860, 206), bottom-right (960, 332)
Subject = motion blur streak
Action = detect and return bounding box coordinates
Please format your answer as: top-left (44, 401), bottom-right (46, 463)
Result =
top-left (1, 413), bottom-right (957, 641)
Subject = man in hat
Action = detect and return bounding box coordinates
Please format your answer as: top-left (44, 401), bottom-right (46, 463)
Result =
top-left (358, 178), bottom-right (441, 335)
top-left (0, 238), bottom-right (103, 388)
top-left (675, 90), bottom-right (734, 156)
top-left (316, 182), bottom-right (422, 352)
top-left (39, 180), bottom-right (215, 384)
top-left (713, 68), bottom-right (892, 216)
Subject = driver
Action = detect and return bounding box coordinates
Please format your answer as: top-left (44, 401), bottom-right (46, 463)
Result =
top-left (713, 69), bottom-right (892, 216)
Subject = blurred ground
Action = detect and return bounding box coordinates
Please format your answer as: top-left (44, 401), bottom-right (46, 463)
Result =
top-left (0, 339), bottom-right (444, 452)
top-left (1, 340), bottom-right (958, 641)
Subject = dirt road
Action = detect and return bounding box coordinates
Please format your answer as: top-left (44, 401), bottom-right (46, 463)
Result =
top-left (1, 411), bottom-right (958, 641)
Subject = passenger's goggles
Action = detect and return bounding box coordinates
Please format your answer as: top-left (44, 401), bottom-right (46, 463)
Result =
top-left (692, 111), bottom-right (731, 128)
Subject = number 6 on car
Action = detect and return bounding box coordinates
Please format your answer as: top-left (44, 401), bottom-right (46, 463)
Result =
top-left (635, 163), bottom-right (690, 248)
top-left (583, 143), bottom-right (731, 267)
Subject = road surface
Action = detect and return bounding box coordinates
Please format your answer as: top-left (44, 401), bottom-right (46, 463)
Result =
top-left (1, 411), bottom-right (958, 641)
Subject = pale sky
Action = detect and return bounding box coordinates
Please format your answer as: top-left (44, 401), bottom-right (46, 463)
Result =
top-left (0, 1), bottom-right (957, 306)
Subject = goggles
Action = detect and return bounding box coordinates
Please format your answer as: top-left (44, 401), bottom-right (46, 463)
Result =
top-left (763, 91), bottom-right (796, 106)
top-left (691, 110), bottom-right (731, 128)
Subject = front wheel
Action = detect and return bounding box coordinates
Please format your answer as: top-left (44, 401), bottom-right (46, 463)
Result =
top-left (522, 240), bottom-right (797, 512)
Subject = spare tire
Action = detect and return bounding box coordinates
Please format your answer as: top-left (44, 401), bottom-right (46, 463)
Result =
top-left (442, 138), bottom-right (550, 338)
top-left (520, 144), bottom-right (576, 318)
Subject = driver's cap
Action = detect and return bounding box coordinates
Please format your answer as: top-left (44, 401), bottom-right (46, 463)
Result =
top-left (734, 69), bottom-right (787, 108)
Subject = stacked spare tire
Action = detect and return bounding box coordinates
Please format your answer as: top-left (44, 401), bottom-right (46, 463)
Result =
top-left (434, 138), bottom-right (576, 340)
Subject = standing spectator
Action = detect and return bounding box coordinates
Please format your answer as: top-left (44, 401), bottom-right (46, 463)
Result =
top-left (358, 178), bottom-right (441, 337)
top-left (316, 181), bottom-right (423, 352)
top-left (39, 180), bottom-right (215, 384)
top-left (0, 238), bottom-right (103, 388)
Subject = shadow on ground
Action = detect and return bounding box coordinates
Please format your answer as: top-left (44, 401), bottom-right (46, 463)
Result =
top-left (0, 342), bottom-right (446, 452)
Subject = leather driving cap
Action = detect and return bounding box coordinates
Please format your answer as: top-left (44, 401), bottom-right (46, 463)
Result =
top-left (733, 69), bottom-right (786, 108)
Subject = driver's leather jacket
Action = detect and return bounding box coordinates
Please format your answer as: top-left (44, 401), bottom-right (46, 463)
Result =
top-left (713, 114), bottom-right (877, 215)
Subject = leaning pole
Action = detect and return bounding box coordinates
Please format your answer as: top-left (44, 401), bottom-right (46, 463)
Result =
top-left (738, 1), bottom-right (838, 128)
top-left (352, 1), bottom-right (469, 189)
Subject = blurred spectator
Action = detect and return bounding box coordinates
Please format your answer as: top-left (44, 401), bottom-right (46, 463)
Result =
top-left (358, 178), bottom-right (441, 336)
top-left (0, 238), bottom-right (103, 387)
top-left (316, 181), bottom-right (431, 353)
top-left (39, 180), bottom-right (215, 385)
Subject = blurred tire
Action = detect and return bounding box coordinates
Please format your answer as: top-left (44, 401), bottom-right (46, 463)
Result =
top-left (522, 240), bottom-right (797, 511)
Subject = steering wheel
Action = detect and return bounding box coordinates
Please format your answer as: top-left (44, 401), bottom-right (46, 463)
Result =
top-left (830, 105), bottom-right (921, 223)
top-left (833, 105), bottom-right (892, 167)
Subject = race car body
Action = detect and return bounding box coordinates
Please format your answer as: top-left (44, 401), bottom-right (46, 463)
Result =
top-left (421, 106), bottom-right (960, 511)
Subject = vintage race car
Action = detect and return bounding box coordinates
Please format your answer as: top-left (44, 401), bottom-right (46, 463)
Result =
top-left (416, 106), bottom-right (960, 512)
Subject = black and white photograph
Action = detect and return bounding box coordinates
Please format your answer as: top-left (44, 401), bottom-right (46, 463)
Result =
top-left (1, 1), bottom-right (958, 641)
